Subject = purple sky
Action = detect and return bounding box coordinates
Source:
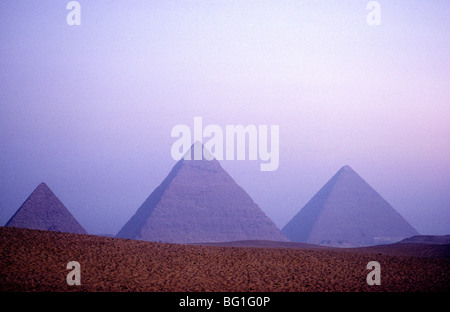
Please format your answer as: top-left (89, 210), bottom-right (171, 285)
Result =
top-left (1, 1), bottom-right (449, 235)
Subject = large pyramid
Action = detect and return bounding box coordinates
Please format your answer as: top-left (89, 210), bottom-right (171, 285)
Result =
top-left (5, 182), bottom-right (87, 234)
top-left (282, 166), bottom-right (419, 246)
top-left (117, 144), bottom-right (287, 243)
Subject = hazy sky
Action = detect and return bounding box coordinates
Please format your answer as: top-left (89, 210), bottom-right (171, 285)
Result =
top-left (1, 1), bottom-right (449, 235)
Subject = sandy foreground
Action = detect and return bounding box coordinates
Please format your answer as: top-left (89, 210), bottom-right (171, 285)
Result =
top-left (0, 227), bottom-right (448, 292)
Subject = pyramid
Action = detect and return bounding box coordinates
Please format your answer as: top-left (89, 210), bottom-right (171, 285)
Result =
top-left (117, 143), bottom-right (287, 243)
top-left (282, 166), bottom-right (419, 246)
top-left (5, 182), bottom-right (87, 234)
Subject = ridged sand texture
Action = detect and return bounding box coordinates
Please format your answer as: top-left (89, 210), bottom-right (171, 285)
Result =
top-left (282, 165), bottom-right (419, 246)
top-left (1, 227), bottom-right (449, 292)
top-left (5, 182), bottom-right (87, 234)
top-left (117, 143), bottom-right (287, 243)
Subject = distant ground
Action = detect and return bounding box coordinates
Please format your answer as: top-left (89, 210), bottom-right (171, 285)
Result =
top-left (193, 240), bottom-right (327, 249)
top-left (398, 235), bottom-right (450, 245)
top-left (197, 238), bottom-right (450, 259)
top-left (0, 227), bottom-right (448, 292)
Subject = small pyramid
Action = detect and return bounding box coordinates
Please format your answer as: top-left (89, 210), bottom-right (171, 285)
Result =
top-left (282, 166), bottom-right (419, 246)
top-left (117, 143), bottom-right (287, 243)
top-left (5, 183), bottom-right (87, 234)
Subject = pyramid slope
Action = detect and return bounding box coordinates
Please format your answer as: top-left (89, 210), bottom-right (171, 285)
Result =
top-left (282, 166), bottom-right (419, 246)
top-left (281, 168), bottom-right (342, 243)
top-left (117, 145), bottom-right (287, 243)
top-left (5, 183), bottom-right (87, 235)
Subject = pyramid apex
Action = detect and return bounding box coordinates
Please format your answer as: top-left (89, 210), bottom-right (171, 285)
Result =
top-left (37, 182), bottom-right (50, 189)
top-left (182, 141), bottom-right (216, 162)
top-left (33, 182), bottom-right (55, 196)
top-left (337, 165), bottom-right (356, 175)
top-left (191, 140), bottom-right (203, 147)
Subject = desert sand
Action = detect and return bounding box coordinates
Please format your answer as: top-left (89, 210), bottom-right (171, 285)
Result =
top-left (0, 227), bottom-right (448, 292)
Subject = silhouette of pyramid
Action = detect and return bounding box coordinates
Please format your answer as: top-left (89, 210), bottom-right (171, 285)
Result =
top-left (282, 166), bottom-right (419, 246)
top-left (117, 143), bottom-right (287, 243)
top-left (5, 182), bottom-right (87, 234)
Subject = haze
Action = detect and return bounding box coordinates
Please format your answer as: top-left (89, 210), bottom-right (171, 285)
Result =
top-left (1, 1), bottom-right (449, 235)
